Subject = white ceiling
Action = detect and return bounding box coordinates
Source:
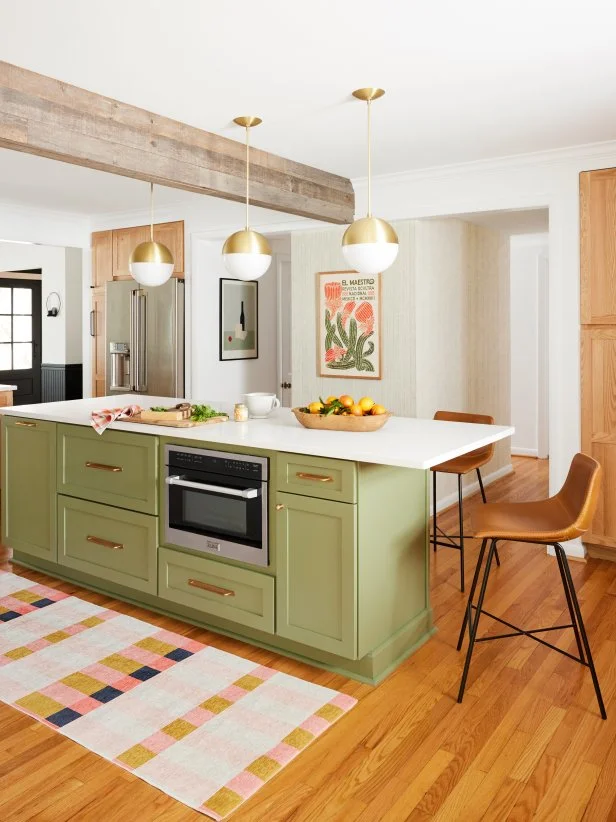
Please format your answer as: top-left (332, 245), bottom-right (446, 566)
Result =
top-left (0, 0), bottom-right (615, 215)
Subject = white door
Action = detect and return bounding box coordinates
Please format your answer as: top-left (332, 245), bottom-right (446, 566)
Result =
top-left (276, 255), bottom-right (292, 406)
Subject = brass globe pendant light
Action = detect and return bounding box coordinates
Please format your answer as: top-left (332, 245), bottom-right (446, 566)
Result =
top-left (342, 88), bottom-right (398, 275)
top-left (129, 183), bottom-right (174, 287)
top-left (222, 116), bottom-right (272, 281)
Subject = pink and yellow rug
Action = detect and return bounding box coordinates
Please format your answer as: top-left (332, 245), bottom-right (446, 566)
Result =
top-left (0, 570), bottom-right (356, 819)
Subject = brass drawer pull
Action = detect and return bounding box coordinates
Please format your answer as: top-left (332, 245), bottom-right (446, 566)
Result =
top-left (188, 578), bottom-right (235, 597)
top-left (15, 421), bottom-right (37, 428)
top-left (296, 471), bottom-right (334, 483)
top-left (276, 503), bottom-right (285, 510)
top-left (87, 535), bottom-right (124, 551)
top-left (85, 461), bottom-right (123, 473)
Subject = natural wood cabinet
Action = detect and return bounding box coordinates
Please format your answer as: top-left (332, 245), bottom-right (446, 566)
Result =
top-left (580, 168), bottom-right (616, 557)
top-left (581, 169), bottom-right (616, 325)
top-left (91, 287), bottom-right (106, 397)
top-left (91, 230), bottom-right (113, 288)
top-left (153, 220), bottom-right (184, 276)
top-left (112, 224), bottom-right (150, 279)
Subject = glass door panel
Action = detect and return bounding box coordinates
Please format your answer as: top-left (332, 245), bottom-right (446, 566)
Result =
top-left (0, 277), bottom-right (41, 404)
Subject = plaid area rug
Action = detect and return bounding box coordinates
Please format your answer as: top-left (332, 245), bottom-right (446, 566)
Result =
top-left (0, 571), bottom-right (356, 819)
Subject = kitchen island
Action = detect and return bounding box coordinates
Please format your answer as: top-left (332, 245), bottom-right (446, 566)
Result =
top-left (1, 395), bottom-right (513, 683)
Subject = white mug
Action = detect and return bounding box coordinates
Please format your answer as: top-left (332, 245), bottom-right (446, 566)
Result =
top-left (244, 392), bottom-right (281, 418)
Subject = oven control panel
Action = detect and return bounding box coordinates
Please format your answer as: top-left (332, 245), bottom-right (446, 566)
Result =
top-left (167, 446), bottom-right (268, 481)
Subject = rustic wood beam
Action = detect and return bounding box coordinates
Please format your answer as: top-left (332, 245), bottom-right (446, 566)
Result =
top-left (0, 61), bottom-right (354, 224)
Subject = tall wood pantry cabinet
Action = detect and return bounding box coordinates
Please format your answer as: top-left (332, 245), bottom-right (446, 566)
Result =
top-left (580, 169), bottom-right (616, 558)
top-left (90, 221), bottom-right (184, 397)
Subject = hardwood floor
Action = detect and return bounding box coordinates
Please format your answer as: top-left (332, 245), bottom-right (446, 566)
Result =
top-left (2, 456), bottom-right (616, 821)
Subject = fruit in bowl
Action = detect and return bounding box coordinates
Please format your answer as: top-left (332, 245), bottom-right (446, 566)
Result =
top-left (294, 396), bottom-right (391, 431)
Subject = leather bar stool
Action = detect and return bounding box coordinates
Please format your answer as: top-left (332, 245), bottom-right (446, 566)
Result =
top-left (457, 452), bottom-right (606, 719)
top-left (431, 410), bottom-right (499, 592)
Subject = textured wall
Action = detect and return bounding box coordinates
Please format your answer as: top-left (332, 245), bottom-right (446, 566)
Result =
top-left (291, 218), bottom-right (511, 504)
top-left (291, 221), bottom-right (416, 415)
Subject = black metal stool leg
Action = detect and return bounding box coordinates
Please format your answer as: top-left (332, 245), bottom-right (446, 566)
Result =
top-left (476, 468), bottom-right (487, 503)
top-left (555, 543), bottom-right (607, 719)
top-left (432, 471), bottom-right (437, 552)
top-left (476, 468), bottom-right (500, 567)
top-left (457, 537), bottom-right (488, 650)
top-left (554, 544), bottom-right (585, 663)
top-left (458, 474), bottom-right (465, 592)
top-left (457, 539), bottom-right (497, 703)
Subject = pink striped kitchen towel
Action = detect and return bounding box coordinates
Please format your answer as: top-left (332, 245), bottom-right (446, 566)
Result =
top-left (91, 404), bottom-right (142, 435)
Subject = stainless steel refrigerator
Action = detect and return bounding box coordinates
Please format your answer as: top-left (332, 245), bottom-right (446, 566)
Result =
top-left (105, 279), bottom-right (184, 397)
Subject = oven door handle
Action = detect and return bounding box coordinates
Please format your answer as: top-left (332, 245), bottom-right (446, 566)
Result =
top-left (165, 475), bottom-right (259, 499)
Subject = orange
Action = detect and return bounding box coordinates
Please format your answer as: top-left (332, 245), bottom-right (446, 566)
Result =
top-left (325, 395), bottom-right (338, 405)
top-left (358, 396), bottom-right (375, 413)
top-left (308, 401), bottom-right (323, 414)
top-left (350, 403), bottom-right (363, 416)
top-left (371, 404), bottom-right (387, 415)
top-left (339, 395), bottom-right (354, 408)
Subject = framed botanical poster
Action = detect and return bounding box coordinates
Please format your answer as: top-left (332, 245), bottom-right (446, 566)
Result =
top-left (317, 270), bottom-right (382, 379)
top-left (219, 278), bottom-right (258, 361)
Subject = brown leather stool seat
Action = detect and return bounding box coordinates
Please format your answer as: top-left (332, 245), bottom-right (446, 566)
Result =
top-left (457, 453), bottom-right (606, 719)
top-left (431, 410), bottom-right (498, 591)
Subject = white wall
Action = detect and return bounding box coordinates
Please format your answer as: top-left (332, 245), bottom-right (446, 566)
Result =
top-left (509, 234), bottom-right (549, 456)
top-left (0, 242), bottom-right (83, 366)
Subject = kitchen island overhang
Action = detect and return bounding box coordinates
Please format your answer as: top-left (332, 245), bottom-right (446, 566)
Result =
top-left (0, 396), bottom-right (513, 684)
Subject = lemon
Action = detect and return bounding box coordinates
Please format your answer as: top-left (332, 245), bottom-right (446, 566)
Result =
top-left (339, 395), bottom-right (354, 408)
top-left (325, 395), bottom-right (338, 405)
top-left (350, 403), bottom-right (363, 416)
top-left (371, 404), bottom-right (387, 415)
top-left (359, 396), bottom-right (375, 413)
top-left (308, 401), bottom-right (324, 414)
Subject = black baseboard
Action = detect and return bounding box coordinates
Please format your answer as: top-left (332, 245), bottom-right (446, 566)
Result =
top-left (41, 363), bottom-right (83, 402)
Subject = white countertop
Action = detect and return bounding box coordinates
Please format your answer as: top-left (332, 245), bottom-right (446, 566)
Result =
top-left (0, 384), bottom-right (17, 391)
top-left (0, 395), bottom-right (514, 471)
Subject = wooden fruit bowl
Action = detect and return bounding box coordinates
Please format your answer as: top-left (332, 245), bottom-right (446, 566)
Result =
top-left (292, 407), bottom-right (391, 432)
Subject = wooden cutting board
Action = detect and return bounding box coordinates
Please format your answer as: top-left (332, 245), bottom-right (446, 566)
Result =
top-left (121, 413), bottom-right (229, 428)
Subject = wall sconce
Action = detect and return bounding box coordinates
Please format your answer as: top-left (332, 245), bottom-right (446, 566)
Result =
top-left (46, 292), bottom-right (61, 317)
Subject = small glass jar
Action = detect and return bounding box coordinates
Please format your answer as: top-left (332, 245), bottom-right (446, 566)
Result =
top-left (234, 402), bottom-right (249, 422)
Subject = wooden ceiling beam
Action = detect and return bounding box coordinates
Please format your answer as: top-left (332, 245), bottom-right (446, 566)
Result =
top-left (0, 61), bottom-right (354, 224)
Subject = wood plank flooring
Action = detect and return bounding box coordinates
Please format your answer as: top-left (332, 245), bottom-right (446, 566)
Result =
top-left (2, 456), bottom-right (616, 821)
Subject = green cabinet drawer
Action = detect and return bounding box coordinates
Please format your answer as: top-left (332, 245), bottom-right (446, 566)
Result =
top-left (58, 495), bottom-right (157, 594)
top-left (275, 453), bottom-right (356, 503)
top-left (275, 491), bottom-right (358, 659)
top-left (2, 417), bottom-right (57, 562)
top-left (57, 424), bottom-right (158, 514)
top-left (159, 547), bottom-right (275, 633)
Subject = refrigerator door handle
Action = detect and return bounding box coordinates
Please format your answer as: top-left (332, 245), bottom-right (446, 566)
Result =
top-left (129, 289), bottom-right (137, 390)
top-left (139, 290), bottom-right (147, 391)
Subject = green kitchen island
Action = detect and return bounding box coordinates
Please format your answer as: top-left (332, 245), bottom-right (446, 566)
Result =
top-left (1, 395), bottom-right (513, 684)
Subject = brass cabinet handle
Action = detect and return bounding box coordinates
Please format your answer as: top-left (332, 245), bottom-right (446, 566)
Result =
top-left (188, 578), bottom-right (235, 597)
top-left (296, 472), bottom-right (333, 483)
top-left (275, 503), bottom-right (285, 510)
top-left (15, 421), bottom-right (37, 428)
top-left (87, 535), bottom-right (124, 551)
top-left (85, 461), bottom-right (123, 472)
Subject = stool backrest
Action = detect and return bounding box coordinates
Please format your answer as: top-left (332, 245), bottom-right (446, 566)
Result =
top-left (558, 453), bottom-right (602, 535)
top-left (434, 410), bottom-right (495, 464)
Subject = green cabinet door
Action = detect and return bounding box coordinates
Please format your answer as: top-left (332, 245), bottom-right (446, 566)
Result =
top-left (275, 491), bottom-right (357, 659)
top-left (2, 417), bottom-right (57, 561)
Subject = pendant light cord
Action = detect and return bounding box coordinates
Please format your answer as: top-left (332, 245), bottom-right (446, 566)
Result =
top-left (245, 125), bottom-right (250, 230)
top-left (367, 99), bottom-right (372, 218)
top-left (150, 182), bottom-right (154, 242)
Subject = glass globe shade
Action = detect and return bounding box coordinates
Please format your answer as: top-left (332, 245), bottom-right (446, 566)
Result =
top-left (341, 216), bottom-right (399, 275)
top-left (129, 241), bottom-right (174, 286)
top-left (222, 229), bottom-right (272, 281)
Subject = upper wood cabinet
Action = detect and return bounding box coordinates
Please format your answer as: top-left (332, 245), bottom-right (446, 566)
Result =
top-left (153, 220), bottom-right (184, 275)
top-left (91, 230), bottom-right (113, 288)
top-left (580, 169), bottom-right (616, 324)
top-left (111, 221), bottom-right (184, 279)
top-left (112, 225), bottom-right (150, 279)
